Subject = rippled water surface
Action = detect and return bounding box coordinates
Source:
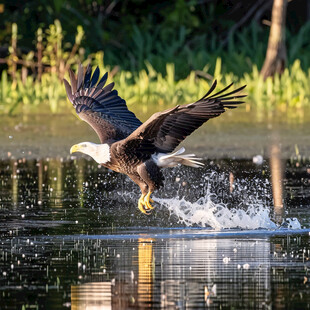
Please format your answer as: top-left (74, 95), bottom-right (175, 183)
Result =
top-left (0, 111), bottom-right (310, 309)
top-left (0, 156), bottom-right (310, 309)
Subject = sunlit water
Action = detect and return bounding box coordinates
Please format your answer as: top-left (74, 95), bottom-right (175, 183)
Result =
top-left (0, 155), bottom-right (310, 308)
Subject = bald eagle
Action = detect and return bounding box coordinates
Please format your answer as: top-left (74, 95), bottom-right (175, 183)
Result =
top-left (64, 65), bottom-right (246, 214)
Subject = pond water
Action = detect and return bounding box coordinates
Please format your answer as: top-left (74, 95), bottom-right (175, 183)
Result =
top-left (0, 110), bottom-right (310, 309)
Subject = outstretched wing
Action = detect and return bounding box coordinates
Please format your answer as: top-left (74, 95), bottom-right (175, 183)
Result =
top-left (64, 65), bottom-right (142, 143)
top-left (123, 80), bottom-right (246, 154)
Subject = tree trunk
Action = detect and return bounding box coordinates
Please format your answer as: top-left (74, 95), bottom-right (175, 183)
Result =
top-left (260, 0), bottom-right (287, 80)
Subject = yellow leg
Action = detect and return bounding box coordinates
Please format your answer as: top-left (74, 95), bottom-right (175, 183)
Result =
top-left (138, 193), bottom-right (147, 214)
top-left (138, 191), bottom-right (154, 214)
top-left (144, 191), bottom-right (154, 210)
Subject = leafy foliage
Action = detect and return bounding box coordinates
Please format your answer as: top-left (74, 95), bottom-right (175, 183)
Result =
top-left (1, 15), bottom-right (310, 115)
top-left (1, 53), bottom-right (309, 115)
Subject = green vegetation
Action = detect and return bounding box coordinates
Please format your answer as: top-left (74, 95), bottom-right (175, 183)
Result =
top-left (1, 56), bottom-right (309, 115)
top-left (1, 18), bottom-right (310, 114)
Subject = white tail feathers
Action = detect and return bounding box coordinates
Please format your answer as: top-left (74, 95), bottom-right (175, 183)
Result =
top-left (153, 147), bottom-right (204, 168)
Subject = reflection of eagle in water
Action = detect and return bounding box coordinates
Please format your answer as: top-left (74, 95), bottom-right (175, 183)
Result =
top-left (64, 65), bottom-right (246, 214)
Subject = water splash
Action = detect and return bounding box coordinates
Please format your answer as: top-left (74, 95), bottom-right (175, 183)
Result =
top-left (155, 194), bottom-right (302, 230)
top-left (281, 218), bottom-right (302, 230)
top-left (154, 169), bottom-right (303, 230)
top-left (155, 196), bottom-right (279, 230)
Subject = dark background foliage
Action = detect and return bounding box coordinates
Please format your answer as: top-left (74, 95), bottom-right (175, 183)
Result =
top-left (1, 0), bottom-right (309, 78)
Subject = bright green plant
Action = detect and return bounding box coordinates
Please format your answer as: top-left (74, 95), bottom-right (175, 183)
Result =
top-left (1, 19), bottom-right (310, 116)
top-left (1, 54), bottom-right (310, 115)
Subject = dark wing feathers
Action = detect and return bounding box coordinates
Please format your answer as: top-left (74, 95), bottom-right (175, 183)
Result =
top-left (83, 65), bottom-right (92, 89)
top-left (76, 64), bottom-right (84, 91)
top-left (124, 80), bottom-right (246, 154)
top-left (208, 84), bottom-right (246, 100)
top-left (96, 72), bottom-right (108, 89)
top-left (69, 69), bottom-right (77, 94)
top-left (64, 65), bottom-right (142, 143)
top-left (64, 65), bottom-right (246, 156)
top-left (199, 79), bottom-right (218, 100)
top-left (63, 79), bottom-right (74, 102)
top-left (90, 67), bottom-right (100, 88)
top-left (207, 82), bottom-right (233, 99)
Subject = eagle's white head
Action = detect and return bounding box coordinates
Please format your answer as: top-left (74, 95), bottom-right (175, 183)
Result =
top-left (70, 142), bottom-right (111, 164)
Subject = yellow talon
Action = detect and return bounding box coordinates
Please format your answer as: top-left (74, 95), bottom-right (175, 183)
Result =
top-left (137, 192), bottom-right (154, 214)
top-left (144, 191), bottom-right (154, 210)
top-left (138, 194), bottom-right (147, 214)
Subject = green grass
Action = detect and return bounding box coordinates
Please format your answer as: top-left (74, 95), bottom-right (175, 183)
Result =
top-left (242, 60), bottom-right (310, 110)
top-left (1, 20), bottom-right (310, 115)
top-left (0, 70), bottom-right (65, 114)
top-left (1, 53), bottom-right (309, 115)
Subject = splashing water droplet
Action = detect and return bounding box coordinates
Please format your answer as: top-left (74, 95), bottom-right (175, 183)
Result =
top-left (155, 196), bottom-right (279, 230)
top-left (283, 218), bottom-right (302, 230)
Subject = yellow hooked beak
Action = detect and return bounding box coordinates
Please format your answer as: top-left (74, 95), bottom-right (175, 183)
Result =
top-left (70, 144), bottom-right (82, 154)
